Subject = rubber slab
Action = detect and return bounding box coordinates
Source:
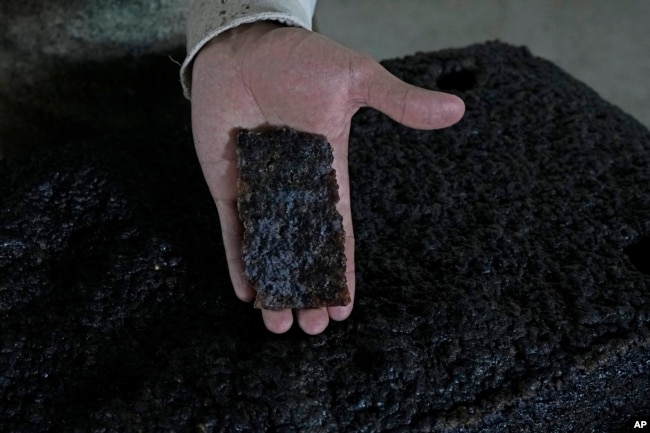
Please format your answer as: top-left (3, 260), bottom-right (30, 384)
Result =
top-left (1, 42), bottom-right (648, 432)
top-left (236, 128), bottom-right (348, 310)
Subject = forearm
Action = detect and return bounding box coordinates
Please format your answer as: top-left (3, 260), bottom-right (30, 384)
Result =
top-left (181, 0), bottom-right (317, 99)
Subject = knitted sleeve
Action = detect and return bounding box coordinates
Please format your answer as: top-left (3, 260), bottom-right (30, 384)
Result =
top-left (180, 0), bottom-right (317, 99)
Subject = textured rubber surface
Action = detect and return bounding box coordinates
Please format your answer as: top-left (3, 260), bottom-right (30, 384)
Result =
top-left (237, 128), bottom-right (349, 310)
top-left (1, 42), bottom-right (649, 432)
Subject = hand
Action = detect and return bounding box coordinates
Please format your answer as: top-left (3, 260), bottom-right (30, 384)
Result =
top-left (190, 22), bottom-right (464, 335)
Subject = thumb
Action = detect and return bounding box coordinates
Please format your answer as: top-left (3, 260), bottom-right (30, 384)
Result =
top-left (352, 58), bottom-right (465, 130)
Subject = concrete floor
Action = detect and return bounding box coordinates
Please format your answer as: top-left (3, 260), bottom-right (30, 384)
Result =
top-left (315, 0), bottom-right (650, 128)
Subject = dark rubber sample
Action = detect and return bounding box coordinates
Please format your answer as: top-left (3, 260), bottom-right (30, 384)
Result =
top-left (1, 42), bottom-right (649, 432)
top-left (236, 128), bottom-right (349, 309)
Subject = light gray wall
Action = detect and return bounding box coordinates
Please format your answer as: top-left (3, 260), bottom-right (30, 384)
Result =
top-left (316, 0), bottom-right (650, 128)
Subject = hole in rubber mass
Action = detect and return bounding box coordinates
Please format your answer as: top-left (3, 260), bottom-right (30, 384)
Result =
top-left (437, 68), bottom-right (477, 91)
top-left (625, 237), bottom-right (650, 275)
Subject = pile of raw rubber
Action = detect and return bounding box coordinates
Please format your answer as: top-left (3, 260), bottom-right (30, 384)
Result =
top-left (1, 42), bottom-right (648, 432)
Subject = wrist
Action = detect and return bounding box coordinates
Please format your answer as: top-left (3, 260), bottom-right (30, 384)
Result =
top-left (205, 21), bottom-right (286, 52)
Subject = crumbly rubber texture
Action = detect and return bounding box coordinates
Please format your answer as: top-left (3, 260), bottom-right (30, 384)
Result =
top-left (1, 42), bottom-right (649, 432)
top-left (236, 128), bottom-right (349, 310)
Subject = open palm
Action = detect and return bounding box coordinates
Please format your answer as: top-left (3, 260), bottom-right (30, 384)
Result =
top-left (190, 22), bottom-right (464, 334)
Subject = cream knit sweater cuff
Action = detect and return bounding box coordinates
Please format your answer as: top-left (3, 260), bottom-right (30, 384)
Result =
top-left (180, 0), bottom-right (316, 99)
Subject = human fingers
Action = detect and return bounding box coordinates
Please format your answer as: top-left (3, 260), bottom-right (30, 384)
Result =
top-left (296, 308), bottom-right (330, 335)
top-left (328, 231), bottom-right (355, 321)
top-left (327, 128), bottom-right (355, 322)
top-left (351, 57), bottom-right (465, 130)
top-left (214, 197), bottom-right (257, 303)
top-left (262, 309), bottom-right (294, 334)
top-left (195, 138), bottom-right (257, 303)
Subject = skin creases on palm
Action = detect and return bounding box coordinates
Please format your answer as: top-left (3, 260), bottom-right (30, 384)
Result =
top-left (190, 22), bottom-right (465, 335)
